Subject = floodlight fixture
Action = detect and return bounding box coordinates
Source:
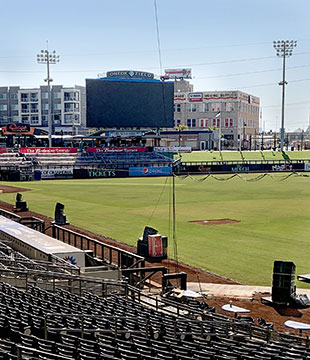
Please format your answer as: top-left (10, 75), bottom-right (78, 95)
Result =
top-left (273, 40), bottom-right (297, 151)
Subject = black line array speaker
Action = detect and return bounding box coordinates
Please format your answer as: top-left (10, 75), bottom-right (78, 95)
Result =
top-left (272, 260), bottom-right (296, 304)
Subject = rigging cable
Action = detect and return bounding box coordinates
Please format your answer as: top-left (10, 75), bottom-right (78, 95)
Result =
top-left (176, 171), bottom-right (310, 182)
top-left (146, 176), bottom-right (169, 226)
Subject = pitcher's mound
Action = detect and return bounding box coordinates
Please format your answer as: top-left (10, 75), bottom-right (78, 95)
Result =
top-left (0, 185), bottom-right (30, 193)
top-left (190, 219), bottom-right (240, 226)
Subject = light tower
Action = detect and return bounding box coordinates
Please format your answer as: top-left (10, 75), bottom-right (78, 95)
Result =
top-left (37, 44), bottom-right (60, 147)
top-left (273, 40), bottom-right (297, 151)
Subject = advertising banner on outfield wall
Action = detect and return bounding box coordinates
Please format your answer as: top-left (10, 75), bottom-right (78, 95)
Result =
top-left (73, 169), bottom-right (128, 178)
top-left (19, 147), bottom-right (78, 154)
top-left (129, 166), bottom-right (172, 177)
top-left (41, 168), bottom-right (74, 179)
top-left (180, 162), bottom-right (305, 174)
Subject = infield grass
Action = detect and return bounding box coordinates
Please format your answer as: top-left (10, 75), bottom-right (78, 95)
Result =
top-left (1, 173), bottom-right (310, 286)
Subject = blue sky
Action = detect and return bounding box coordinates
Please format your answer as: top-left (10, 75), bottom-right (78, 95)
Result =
top-left (1, 0), bottom-right (309, 131)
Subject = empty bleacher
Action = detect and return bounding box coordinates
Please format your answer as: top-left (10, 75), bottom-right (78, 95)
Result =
top-left (74, 151), bottom-right (173, 169)
top-left (0, 279), bottom-right (307, 359)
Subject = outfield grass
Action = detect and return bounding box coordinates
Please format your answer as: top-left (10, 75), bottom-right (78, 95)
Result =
top-left (1, 175), bottom-right (310, 287)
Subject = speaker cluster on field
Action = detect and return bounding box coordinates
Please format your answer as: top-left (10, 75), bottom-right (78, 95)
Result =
top-left (271, 260), bottom-right (310, 307)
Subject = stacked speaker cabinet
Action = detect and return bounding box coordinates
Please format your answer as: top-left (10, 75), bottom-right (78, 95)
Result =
top-left (272, 260), bottom-right (296, 305)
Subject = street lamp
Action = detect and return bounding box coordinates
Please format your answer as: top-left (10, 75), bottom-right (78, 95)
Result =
top-left (243, 121), bottom-right (246, 150)
top-left (37, 44), bottom-right (60, 147)
top-left (273, 40), bottom-right (297, 151)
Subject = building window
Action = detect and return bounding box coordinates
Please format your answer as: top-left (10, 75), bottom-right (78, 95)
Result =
top-left (176, 104), bottom-right (181, 112)
top-left (187, 119), bottom-right (191, 127)
top-left (217, 119), bottom-right (220, 127)
top-left (21, 104), bottom-right (29, 113)
top-left (225, 119), bottom-right (229, 127)
top-left (192, 119), bottom-right (196, 127)
top-left (54, 103), bottom-right (61, 111)
top-left (0, 105), bottom-right (7, 111)
top-left (11, 104), bottom-right (18, 111)
top-left (213, 119), bottom-right (216, 126)
top-left (230, 118), bottom-right (233, 127)
top-left (0, 93), bottom-right (7, 100)
top-left (205, 119), bottom-right (209, 127)
top-left (64, 91), bottom-right (78, 101)
top-left (42, 104), bottom-right (49, 111)
top-left (31, 103), bottom-right (38, 113)
top-left (186, 103), bottom-right (197, 112)
top-left (200, 119), bottom-right (204, 127)
top-left (211, 103), bottom-right (220, 112)
top-left (64, 103), bottom-right (78, 112)
top-left (10, 93), bottom-right (18, 100)
top-left (176, 119), bottom-right (181, 126)
top-left (30, 93), bottom-right (38, 102)
top-left (21, 93), bottom-right (29, 102)
top-left (30, 115), bottom-right (39, 125)
top-left (42, 92), bottom-right (48, 99)
top-left (203, 103), bottom-right (209, 112)
top-left (64, 114), bottom-right (73, 124)
top-left (225, 103), bottom-right (234, 111)
top-left (21, 116), bottom-right (29, 124)
top-left (54, 92), bottom-right (61, 99)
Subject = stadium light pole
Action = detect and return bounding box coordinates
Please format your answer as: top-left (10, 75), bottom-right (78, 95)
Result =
top-left (37, 43), bottom-right (60, 147)
top-left (273, 40), bottom-right (297, 151)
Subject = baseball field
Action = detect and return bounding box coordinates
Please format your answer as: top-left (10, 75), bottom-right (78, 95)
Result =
top-left (1, 168), bottom-right (309, 287)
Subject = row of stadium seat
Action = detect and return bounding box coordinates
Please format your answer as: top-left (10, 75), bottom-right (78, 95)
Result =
top-left (0, 281), bottom-right (308, 359)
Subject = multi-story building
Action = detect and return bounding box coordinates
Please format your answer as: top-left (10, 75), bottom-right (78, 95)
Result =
top-left (173, 81), bottom-right (260, 150)
top-left (0, 85), bottom-right (86, 135)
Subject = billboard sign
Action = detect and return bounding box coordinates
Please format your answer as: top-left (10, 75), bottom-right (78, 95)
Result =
top-left (188, 92), bottom-right (203, 102)
top-left (6, 123), bottom-right (30, 133)
top-left (154, 146), bottom-right (191, 153)
top-left (19, 148), bottom-right (78, 154)
top-left (174, 93), bottom-right (186, 101)
top-left (87, 147), bottom-right (146, 153)
top-left (129, 166), bottom-right (172, 177)
top-left (106, 70), bottom-right (154, 79)
top-left (161, 68), bottom-right (192, 80)
top-left (73, 169), bottom-right (128, 179)
top-left (41, 168), bottom-right (74, 179)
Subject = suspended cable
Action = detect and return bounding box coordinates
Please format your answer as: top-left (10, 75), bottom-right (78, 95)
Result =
top-left (146, 176), bottom-right (169, 225)
top-left (172, 174), bottom-right (179, 273)
top-left (176, 172), bottom-right (310, 182)
top-left (153, 0), bottom-right (163, 74)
